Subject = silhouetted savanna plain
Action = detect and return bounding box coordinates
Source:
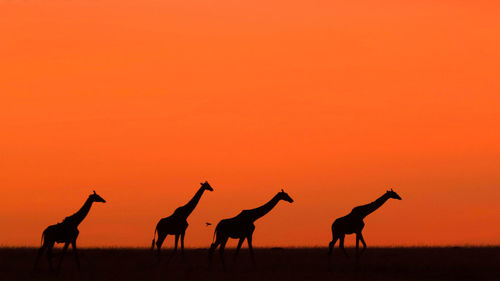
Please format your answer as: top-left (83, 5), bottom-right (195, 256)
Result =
top-left (2, 247), bottom-right (499, 281)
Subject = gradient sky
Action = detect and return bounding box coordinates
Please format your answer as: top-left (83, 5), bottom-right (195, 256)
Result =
top-left (1, 0), bottom-right (499, 247)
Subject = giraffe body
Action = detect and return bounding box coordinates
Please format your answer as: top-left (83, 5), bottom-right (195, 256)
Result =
top-left (328, 189), bottom-right (401, 263)
top-left (215, 212), bottom-right (256, 239)
top-left (155, 216), bottom-right (188, 235)
top-left (152, 181), bottom-right (214, 257)
top-left (43, 223), bottom-right (80, 244)
top-left (34, 191), bottom-right (106, 271)
top-left (209, 189), bottom-right (293, 270)
top-left (332, 214), bottom-right (365, 235)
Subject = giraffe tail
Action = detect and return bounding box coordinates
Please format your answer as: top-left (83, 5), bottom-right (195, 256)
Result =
top-left (211, 226), bottom-right (218, 244)
top-left (40, 231), bottom-right (45, 246)
top-left (151, 228), bottom-right (157, 251)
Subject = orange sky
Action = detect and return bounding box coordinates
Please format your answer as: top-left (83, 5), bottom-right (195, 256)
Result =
top-left (1, 0), bottom-right (499, 247)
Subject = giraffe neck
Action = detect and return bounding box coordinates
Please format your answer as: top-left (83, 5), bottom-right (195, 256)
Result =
top-left (245, 195), bottom-right (281, 222)
top-left (358, 193), bottom-right (390, 218)
top-left (178, 187), bottom-right (205, 219)
top-left (64, 197), bottom-right (94, 226)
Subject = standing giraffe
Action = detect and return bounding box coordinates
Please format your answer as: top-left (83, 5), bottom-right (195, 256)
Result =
top-left (208, 189), bottom-right (294, 270)
top-left (34, 191), bottom-right (106, 271)
top-left (328, 189), bottom-right (402, 263)
top-left (152, 181), bottom-right (214, 256)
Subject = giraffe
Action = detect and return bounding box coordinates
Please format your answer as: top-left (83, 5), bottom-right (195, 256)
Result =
top-left (34, 191), bottom-right (106, 271)
top-left (208, 189), bottom-right (294, 270)
top-left (328, 189), bottom-right (402, 263)
top-left (152, 181), bottom-right (214, 257)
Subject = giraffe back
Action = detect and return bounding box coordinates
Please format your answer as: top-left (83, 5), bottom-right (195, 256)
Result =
top-left (43, 222), bottom-right (79, 243)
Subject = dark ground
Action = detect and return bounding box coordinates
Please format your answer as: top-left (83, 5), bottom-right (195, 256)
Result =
top-left (1, 247), bottom-right (499, 281)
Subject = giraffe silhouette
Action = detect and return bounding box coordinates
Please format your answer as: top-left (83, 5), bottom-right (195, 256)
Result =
top-left (34, 191), bottom-right (106, 271)
top-left (152, 181), bottom-right (214, 257)
top-left (208, 189), bottom-right (294, 270)
top-left (328, 189), bottom-right (402, 263)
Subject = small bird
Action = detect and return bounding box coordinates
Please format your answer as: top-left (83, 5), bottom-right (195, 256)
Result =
top-left (205, 222), bottom-right (212, 226)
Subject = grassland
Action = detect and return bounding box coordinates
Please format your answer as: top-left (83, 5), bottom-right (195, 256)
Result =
top-left (1, 247), bottom-right (498, 281)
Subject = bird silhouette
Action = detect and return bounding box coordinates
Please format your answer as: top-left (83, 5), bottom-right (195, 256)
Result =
top-left (206, 222), bottom-right (212, 226)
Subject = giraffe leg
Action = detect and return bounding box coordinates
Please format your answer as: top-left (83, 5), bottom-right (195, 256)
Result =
top-left (358, 232), bottom-right (367, 254)
top-left (247, 235), bottom-right (256, 269)
top-left (57, 242), bottom-right (69, 271)
top-left (355, 234), bottom-right (360, 261)
top-left (328, 235), bottom-right (339, 264)
top-left (46, 241), bottom-right (55, 271)
top-left (173, 234), bottom-right (179, 254)
top-left (180, 231), bottom-right (185, 257)
top-left (166, 234), bottom-right (179, 264)
top-left (219, 237), bottom-right (228, 271)
top-left (232, 237), bottom-right (245, 268)
top-left (71, 241), bottom-right (80, 269)
top-left (339, 235), bottom-right (349, 258)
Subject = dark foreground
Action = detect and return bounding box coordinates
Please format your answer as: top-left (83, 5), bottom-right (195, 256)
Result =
top-left (2, 247), bottom-right (499, 281)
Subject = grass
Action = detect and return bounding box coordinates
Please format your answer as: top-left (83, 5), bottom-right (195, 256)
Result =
top-left (1, 247), bottom-right (499, 281)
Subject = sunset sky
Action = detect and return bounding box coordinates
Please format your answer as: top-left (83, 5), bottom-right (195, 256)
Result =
top-left (1, 1), bottom-right (499, 247)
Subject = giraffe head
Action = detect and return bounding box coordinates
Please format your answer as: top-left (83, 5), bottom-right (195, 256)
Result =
top-left (90, 190), bottom-right (106, 203)
top-left (386, 188), bottom-right (402, 200)
top-left (200, 181), bottom-right (214, 191)
top-left (277, 189), bottom-right (294, 203)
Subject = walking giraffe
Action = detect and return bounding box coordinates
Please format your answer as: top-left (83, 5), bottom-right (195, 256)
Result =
top-left (328, 189), bottom-right (402, 263)
top-left (34, 191), bottom-right (106, 271)
top-left (152, 181), bottom-right (214, 257)
top-left (208, 189), bottom-right (294, 270)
